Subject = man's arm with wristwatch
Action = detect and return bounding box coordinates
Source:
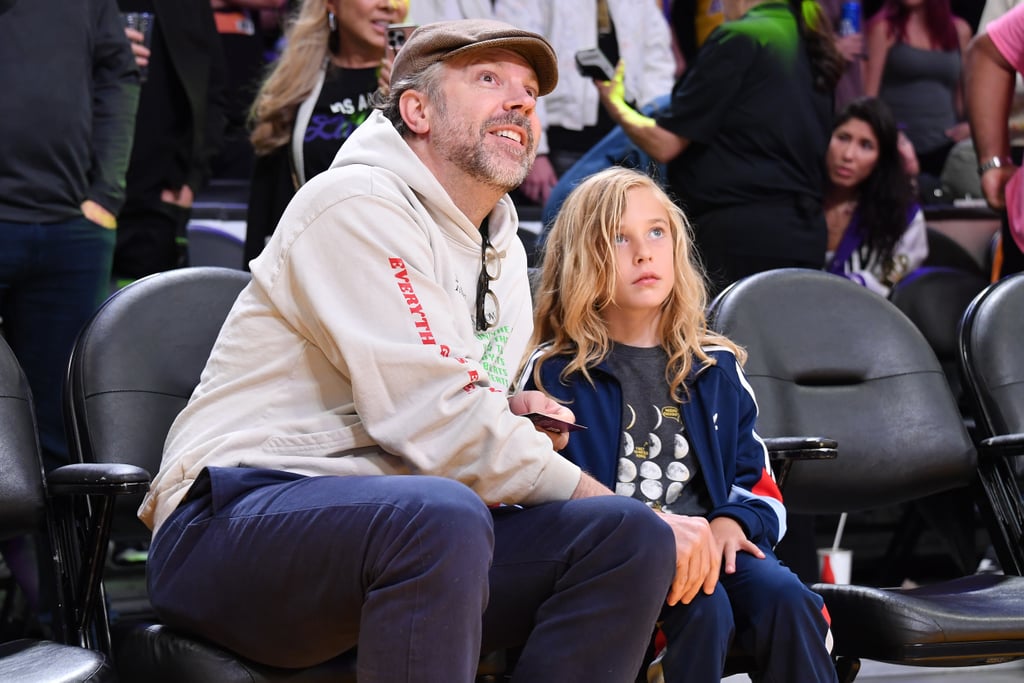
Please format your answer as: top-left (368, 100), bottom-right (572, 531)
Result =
top-left (966, 31), bottom-right (1018, 211)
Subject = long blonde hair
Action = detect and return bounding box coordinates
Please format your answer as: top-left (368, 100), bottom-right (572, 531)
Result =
top-left (249, 0), bottom-right (339, 155)
top-left (530, 167), bottom-right (745, 402)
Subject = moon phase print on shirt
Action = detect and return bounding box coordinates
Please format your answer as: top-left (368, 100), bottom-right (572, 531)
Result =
top-left (607, 343), bottom-right (709, 516)
top-left (617, 402), bottom-right (697, 512)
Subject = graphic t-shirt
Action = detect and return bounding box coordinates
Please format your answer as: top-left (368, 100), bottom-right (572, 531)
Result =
top-left (303, 65), bottom-right (379, 182)
top-left (606, 344), bottom-right (711, 516)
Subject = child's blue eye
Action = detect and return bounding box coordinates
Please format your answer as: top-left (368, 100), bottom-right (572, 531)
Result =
top-left (614, 233), bottom-right (626, 244)
top-left (650, 228), bottom-right (665, 239)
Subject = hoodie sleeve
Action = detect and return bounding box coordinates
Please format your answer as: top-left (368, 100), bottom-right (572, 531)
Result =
top-left (706, 353), bottom-right (787, 547)
top-left (259, 187), bottom-right (581, 506)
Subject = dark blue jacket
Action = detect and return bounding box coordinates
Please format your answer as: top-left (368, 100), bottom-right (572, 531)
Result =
top-left (523, 346), bottom-right (786, 547)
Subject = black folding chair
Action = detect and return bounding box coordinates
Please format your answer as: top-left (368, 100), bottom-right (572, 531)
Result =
top-left (708, 268), bottom-right (1024, 682)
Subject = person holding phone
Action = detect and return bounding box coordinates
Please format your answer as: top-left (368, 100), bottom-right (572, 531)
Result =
top-left (595, 0), bottom-right (844, 296)
top-left (243, 0), bottom-right (410, 265)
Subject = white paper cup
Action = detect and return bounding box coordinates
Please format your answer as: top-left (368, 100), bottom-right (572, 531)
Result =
top-left (817, 547), bottom-right (853, 585)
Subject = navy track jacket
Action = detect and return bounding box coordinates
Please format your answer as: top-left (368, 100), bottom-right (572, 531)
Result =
top-left (522, 346), bottom-right (787, 546)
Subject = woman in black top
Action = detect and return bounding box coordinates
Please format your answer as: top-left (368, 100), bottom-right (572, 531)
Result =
top-left (243, 0), bottom-right (408, 265)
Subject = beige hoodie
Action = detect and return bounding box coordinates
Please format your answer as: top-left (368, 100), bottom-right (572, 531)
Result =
top-left (139, 111), bottom-right (581, 533)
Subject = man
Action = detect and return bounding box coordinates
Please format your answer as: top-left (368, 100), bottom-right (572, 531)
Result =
top-left (140, 20), bottom-right (717, 681)
top-left (967, 2), bottom-right (1024, 277)
top-left (114, 0), bottom-right (227, 285)
top-left (0, 0), bottom-right (139, 471)
top-left (0, 0), bottom-right (138, 626)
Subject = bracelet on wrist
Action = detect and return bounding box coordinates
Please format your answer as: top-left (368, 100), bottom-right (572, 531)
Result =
top-left (978, 156), bottom-right (1015, 175)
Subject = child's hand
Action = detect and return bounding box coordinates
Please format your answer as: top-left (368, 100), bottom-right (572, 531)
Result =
top-left (710, 516), bottom-right (765, 574)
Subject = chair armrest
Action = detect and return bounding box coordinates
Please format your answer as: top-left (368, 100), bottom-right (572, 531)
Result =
top-left (978, 433), bottom-right (1024, 461)
top-left (764, 437), bottom-right (838, 490)
top-left (45, 463), bottom-right (150, 649)
top-left (764, 436), bottom-right (838, 461)
top-left (47, 463), bottom-right (150, 497)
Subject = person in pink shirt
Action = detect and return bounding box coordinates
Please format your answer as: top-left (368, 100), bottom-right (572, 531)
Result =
top-left (966, 2), bottom-right (1024, 277)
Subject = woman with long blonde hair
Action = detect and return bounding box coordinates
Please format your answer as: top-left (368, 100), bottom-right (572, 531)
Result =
top-left (522, 167), bottom-right (838, 683)
top-left (243, 0), bottom-right (408, 264)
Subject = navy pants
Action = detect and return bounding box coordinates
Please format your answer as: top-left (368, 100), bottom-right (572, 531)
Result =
top-left (0, 217), bottom-right (115, 469)
top-left (657, 545), bottom-right (837, 683)
top-left (148, 467), bottom-right (676, 683)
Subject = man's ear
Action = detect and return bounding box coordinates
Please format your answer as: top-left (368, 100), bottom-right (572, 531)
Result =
top-left (399, 90), bottom-right (430, 135)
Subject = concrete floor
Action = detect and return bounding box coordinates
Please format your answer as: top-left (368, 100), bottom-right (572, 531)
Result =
top-left (723, 659), bottom-right (1024, 682)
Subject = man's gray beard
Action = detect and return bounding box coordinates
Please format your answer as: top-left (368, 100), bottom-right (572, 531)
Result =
top-left (434, 99), bottom-right (536, 193)
top-left (457, 140), bottom-right (535, 193)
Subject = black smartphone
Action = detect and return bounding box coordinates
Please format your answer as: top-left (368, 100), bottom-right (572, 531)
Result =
top-left (524, 412), bottom-right (588, 433)
top-left (574, 47), bottom-right (615, 81)
top-left (387, 23), bottom-right (417, 54)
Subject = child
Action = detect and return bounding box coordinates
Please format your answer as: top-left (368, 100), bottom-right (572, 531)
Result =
top-left (521, 168), bottom-right (837, 683)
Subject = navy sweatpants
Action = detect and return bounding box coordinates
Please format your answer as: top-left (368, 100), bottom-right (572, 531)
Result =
top-left (147, 467), bottom-right (676, 683)
top-left (656, 544), bottom-right (837, 683)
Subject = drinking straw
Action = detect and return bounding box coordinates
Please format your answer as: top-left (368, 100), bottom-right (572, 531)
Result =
top-left (832, 512), bottom-right (848, 551)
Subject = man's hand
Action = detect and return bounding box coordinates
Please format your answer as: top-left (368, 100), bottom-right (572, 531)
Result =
top-left (81, 199), bottom-right (117, 229)
top-left (709, 516), bottom-right (764, 575)
top-left (655, 511), bottom-right (719, 605)
top-left (124, 27), bottom-right (150, 70)
top-left (519, 155), bottom-right (557, 206)
top-left (897, 130), bottom-right (920, 178)
top-left (509, 390), bottom-right (575, 450)
top-left (982, 165), bottom-right (1017, 211)
top-left (944, 121), bottom-right (971, 143)
top-left (834, 33), bottom-right (864, 63)
top-left (161, 185), bottom-right (195, 208)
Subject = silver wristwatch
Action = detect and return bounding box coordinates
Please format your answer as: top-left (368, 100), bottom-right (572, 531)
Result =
top-left (978, 156), bottom-right (1015, 175)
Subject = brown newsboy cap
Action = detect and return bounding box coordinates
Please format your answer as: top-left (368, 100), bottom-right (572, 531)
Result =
top-left (391, 19), bottom-right (558, 96)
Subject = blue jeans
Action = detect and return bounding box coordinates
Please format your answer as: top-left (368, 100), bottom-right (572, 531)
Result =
top-left (0, 216), bottom-right (116, 469)
top-left (149, 467), bottom-right (676, 682)
top-left (541, 94), bottom-right (672, 241)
